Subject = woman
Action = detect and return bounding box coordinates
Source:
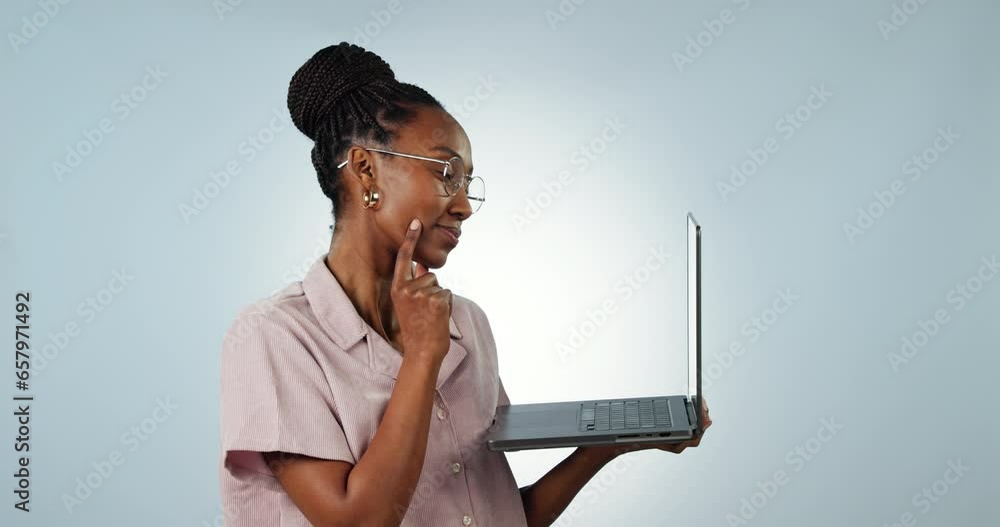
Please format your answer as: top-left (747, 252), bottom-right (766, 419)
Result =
top-left (218, 42), bottom-right (712, 526)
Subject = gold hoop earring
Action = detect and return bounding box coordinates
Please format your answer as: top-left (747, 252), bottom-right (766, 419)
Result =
top-left (362, 186), bottom-right (381, 209)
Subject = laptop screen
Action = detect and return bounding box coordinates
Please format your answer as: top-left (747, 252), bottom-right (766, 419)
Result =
top-left (687, 213), bottom-right (702, 407)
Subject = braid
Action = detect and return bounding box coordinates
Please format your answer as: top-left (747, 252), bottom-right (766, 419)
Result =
top-left (286, 42), bottom-right (443, 222)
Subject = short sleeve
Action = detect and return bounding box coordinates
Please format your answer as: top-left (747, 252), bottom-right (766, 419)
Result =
top-left (220, 309), bottom-right (355, 474)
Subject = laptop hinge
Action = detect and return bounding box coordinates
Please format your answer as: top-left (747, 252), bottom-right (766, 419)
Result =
top-left (685, 397), bottom-right (698, 428)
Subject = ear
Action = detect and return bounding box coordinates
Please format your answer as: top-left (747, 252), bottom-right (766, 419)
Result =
top-left (344, 146), bottom-right (376, 183)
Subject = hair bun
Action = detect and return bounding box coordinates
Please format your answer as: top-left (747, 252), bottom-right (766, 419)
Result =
top-left (287, 41), bottom-right (396, 141)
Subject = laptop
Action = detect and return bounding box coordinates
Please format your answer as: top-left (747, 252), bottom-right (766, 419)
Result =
top-left (485, 212), bottom-right (703, 451)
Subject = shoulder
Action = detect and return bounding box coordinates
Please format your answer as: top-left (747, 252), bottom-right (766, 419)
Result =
top-left (222, 281), bottom-right (312, 354)
top-left (451, 292), bottom-right (492, 330)
top-left (219, 282), bottom-right (337, 395)
top-left (451, 290), bottom-right (484, 318)
top-left (449, 292), bottom-right (501, 356)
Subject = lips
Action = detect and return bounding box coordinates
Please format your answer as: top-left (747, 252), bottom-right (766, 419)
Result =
top-left (436, 225), bottom-right (461, 239)
top-left (436, 225), bottom-right (461, 245)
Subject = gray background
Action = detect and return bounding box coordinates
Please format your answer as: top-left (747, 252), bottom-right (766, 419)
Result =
top-left (2, 0), bottom-right (997, 525)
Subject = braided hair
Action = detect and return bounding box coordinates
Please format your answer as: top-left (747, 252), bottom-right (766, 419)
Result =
top-left (286, 42), bottom-right (444, 223)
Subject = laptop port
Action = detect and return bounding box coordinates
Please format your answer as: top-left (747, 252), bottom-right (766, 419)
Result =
top-left (659, 432), bottom-right (671, 437)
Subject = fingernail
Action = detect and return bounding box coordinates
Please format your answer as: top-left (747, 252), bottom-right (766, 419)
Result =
top-left (409, 219), bottom-right (419, 230)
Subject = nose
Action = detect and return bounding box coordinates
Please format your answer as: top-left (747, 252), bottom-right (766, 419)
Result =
top-left (448, 186), bottom-right (474, 219)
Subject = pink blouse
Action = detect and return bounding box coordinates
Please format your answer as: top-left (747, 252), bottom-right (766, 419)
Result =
top-left (218, 255), bottom-right (527, 526)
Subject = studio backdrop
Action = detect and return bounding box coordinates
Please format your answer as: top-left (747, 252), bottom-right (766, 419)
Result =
top-left (2, 0), bottom-right (997, 526)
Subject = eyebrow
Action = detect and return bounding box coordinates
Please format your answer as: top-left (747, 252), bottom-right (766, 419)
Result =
top-left (429, 145), bottom-right (459, 157)
top-left (429, 145), bottom-right (473, 175)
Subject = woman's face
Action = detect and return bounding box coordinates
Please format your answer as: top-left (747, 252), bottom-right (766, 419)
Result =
top-left (353, 105), bottom-right (475, 270)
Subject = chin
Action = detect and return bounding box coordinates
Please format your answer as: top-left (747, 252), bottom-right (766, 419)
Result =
top-left (429, 252), bottom-right (449, 268)
top-left (417, 248), bottom-right (449, 269)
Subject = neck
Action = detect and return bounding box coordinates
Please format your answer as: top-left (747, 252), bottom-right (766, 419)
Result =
top-left (326, 231), bottom-right (398, 343)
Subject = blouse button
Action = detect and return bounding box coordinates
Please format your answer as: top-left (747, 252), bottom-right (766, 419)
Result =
top-left (436, 407), bottom-right (447, 420)
top-left (450, 462), bottom-right (462, 474)
top-left (462, 515), bottom-right (473, 525)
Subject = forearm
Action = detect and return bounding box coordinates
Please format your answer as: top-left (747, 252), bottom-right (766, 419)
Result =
top-left (518, 446), bottom-right (620, 527)
top-left (344, 353), bottom-right (441, 526)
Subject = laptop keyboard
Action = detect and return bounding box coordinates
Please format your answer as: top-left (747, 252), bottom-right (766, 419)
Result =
top-left (578, 399), bottom-right (671, 431)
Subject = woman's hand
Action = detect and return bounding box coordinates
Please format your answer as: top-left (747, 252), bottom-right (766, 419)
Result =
top-left (581, 398), bottom-right (713, 461)
top-left (642, 397), bottom-right (712, 454)
top-left (392, 218), bottom-right (453, 364)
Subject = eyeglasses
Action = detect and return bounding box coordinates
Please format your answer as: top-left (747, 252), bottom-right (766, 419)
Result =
top-left (337, 147), bottom-right (485, 213)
